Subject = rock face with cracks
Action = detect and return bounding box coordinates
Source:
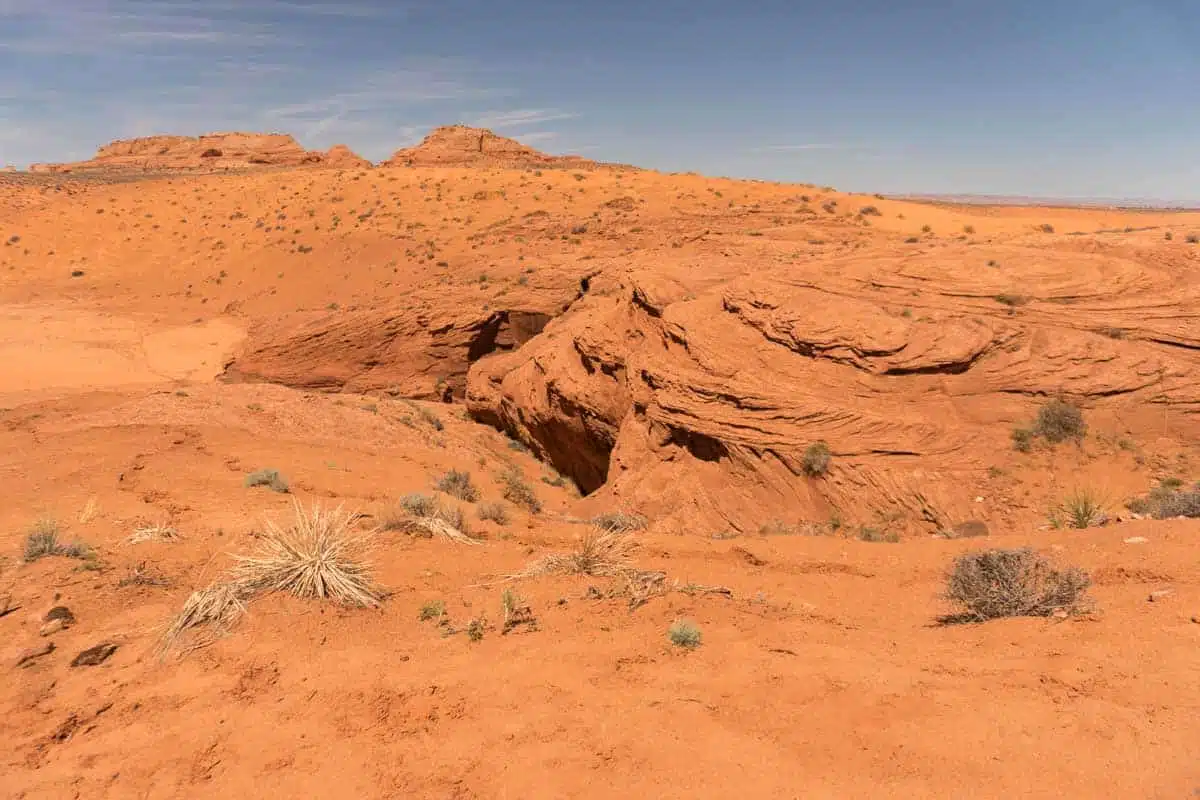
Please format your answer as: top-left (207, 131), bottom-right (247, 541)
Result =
top-left (466, 244), bottom-right (1200, 536)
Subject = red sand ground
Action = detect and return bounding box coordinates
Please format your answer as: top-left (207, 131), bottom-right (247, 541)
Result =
top-left (2, 128), bottom-right (1199, 798)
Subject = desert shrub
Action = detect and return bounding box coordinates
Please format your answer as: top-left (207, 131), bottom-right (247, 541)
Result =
top-left (1164, 231), bottom-right (1173, 241)
top-left (668, 619), bottom-right (702, 648)
top-left (945, 548), bottom-right (1089, 622)
top-left (1039, 223), bottom-right (1055, 233)
top-left (22, 518), bottom-right (91, 562)
top-left (858, 205), bottom-right (881, 216)
top-left (963, 224), bottom-right (976, 234)
top-left (232, 501), bottom-right (381, 607)
top-left (1127, 481), bottom-right (1200, 519)
top-left (477, 502), bottom-right (510, 525)
top-left (435, 469), bottom-right (480, 502)
top-left (857, 526), bottom-right (900, 543)
top-left (1186, 233), bottom-right (1199, 244)
top-left (244, 468), bottom-right (289, 493)
top-left (801, 441), bottom-right (832, 477)
top-left (590, 512), bottom-right (648, 533)
top-left (466, 618), bottom-right (485, 642)
top-left (1011, 427), bottom-right (1034, 452)
top-left (418, 599), bottom-right (446, 621)
top-left (1048, 488), bottom-right (1106, 529)
top-left (501, 467), bottom-right (542, 513)
top-left (1034, 399), bottom-right (1086, 443)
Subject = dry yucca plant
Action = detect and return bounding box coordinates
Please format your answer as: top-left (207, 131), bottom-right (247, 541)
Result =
top-left (157, 579), bottom-right (251, 655)
top-left (231, 500), bottom-right (382, 607)
top-left (380, 493), bottom-right (480, 545)
top-left (512, 524), bottom-right (635, 579)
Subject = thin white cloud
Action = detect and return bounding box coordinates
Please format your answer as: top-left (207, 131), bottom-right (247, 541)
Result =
top-left (467, 108), bottom-right (579, 129)
top-left (756, 143), bottom-right (842, 152)
top-left (515, 131), bottom-right (559, 144)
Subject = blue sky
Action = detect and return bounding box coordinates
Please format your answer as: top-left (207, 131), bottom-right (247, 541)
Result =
top-left (1, 0), bottom-right (1198, 201)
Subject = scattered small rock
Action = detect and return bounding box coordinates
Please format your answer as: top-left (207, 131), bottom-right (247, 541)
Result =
top-left (1190, 615), bottom-right (1200, 624)
top-left (1148, 589), bottom-right (1174, 603)
top-left (0, 593), bottom-right (17, 618)
top-left (1123, 536), bottom-right (1148, 544)
top-left (44, 605), bottom-right (76, 626)
top-left (40, 618), bottom-right (66, 637)
top-left (71, 642), bottom-right (118, 667)
top-left (16, 641), bottom-right (54, 667)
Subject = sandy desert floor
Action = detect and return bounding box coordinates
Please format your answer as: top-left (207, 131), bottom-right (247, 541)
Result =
top-left (2, 151), bottom-right (1199, 798)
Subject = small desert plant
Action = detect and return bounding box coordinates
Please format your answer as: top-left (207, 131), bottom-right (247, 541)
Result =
top-left (435, 469), bottom-right (480, 502)
top-left (231, 501), bottom-right (381, 607)
top-left (129, 523), bottom-right (180, 544)
top-left (801, 441), bottom-right (832, 477)
top-left (466, 617), bottom-right (486, 642)
top-left (1033, 399), bottom-right (1086, 443)
top-left (501, 466), bottom-right (542, 513)
top-left (857, 526), bottom-right (900, 543)
top-left (383, 493), bottom-right (477, 543)
top-left (963, 224), bottom-right (976, 234)
top-left (158, 580), bottom-right (251, 654)
top-left (512, 524), bottom-right (634, 579)
top-left (500, 588), bottom-right (536, 633)
top-left (668, 619), bottom-right (702, 649)
top-left (1039, 223), bottom-right (1055, 233)
top-left (1127, 481), bottom-right (1200, 519)
top-left (590, 512), bottom-right (648, 533)
top-left (244, 468), bottom-right (289, 493)
top-left (22, 518), bottom-right (91, 562)
top-left (418, 599), bottom-right (446, 621)
top-left (944, 548), bottom-right (1090, 622)
top-left (1011, 427), bottom-right (1034, 452)
top-left (1186, 233), bottom-right (1199, 244)
top-left (118, 561), bottom-right (172, 588)
top-left (1048, 488), bottom-right (1106, 529)
top-left (477, 502), bottom-right (510, 525)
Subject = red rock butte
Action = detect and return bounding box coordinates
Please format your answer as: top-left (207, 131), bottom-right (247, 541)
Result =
top-left (381, 124), bottom-right (625, 170)
top-left (27, 132), bottom-right (371, 174)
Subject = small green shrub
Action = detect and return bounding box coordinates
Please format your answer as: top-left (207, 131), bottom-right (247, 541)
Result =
top-left (1039, 223), bottom-right (1055, 233)
top-left (419, 599), bottom-right (446, 621)
top-left (801, 441), bottom-right (832, 477)
top-left (1048, 488), bottom-right (1106, 529)
top-left (435, 469), bottom-right (480, 502)
top-left (466, 617), bottom-right (485, 642)
top-left (668, 619), bottom-right (702, 649)
top-left (244, 468), bottom-right (289, 493)
top-left (857, 526), bottom-right (900, 543)
top-left (22, 519), bottom-right (92, 563)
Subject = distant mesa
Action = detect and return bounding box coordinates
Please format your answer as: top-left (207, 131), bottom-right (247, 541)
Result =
top-left (27, 132), bottom-right (371, 174)
top-left (381, 124), bottom-right (620, 170)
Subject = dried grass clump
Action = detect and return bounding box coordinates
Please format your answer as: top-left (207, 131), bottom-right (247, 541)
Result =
top-left (668, 619), bottom-right (702, 648)
top-left (22, 518), bottom-right (92, 562)
top-left (382, 493), bottom-right (479, 544)
top-left (435, 469), bottom-right (480, 502)
top-left (129, 523), bottom-right (181, 544)
top-left (590, 511), bottom-right (648, 533)
top-left (513, 525), bottom-right (634, 579)
top-left (944, 548), bottom-right (1090, 623)
top-left (157, 580), bottom-right (251, 654)
top-left (232, 501), bottom-right (381, 607)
